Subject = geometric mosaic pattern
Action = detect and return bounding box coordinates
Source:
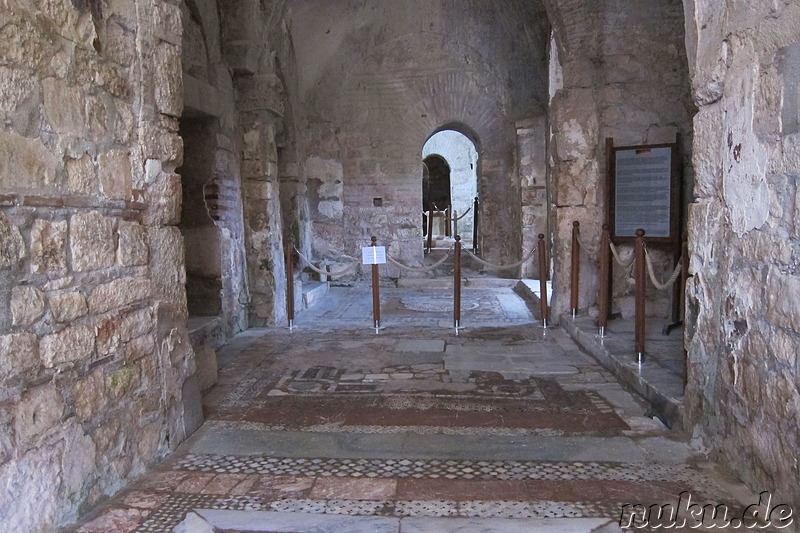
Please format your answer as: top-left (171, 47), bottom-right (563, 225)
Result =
top-left (174, 455), bottom-right (702, 484)
top-left (218, 367), bottom-right (617, 416)
top-left (133, 493), bottom-right (623, 532)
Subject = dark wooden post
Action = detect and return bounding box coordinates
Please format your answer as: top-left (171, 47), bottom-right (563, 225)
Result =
top-left (445, 206), bottom-right (452, 237)
top-left (454, 235), bottom-right (461, 332)
top-left (634, 229), bottom-right (646, 361)
top-left (598, 224), bottom-right (610, 337)
top-left (570, 221), bottom-right (580, 318)
top-left (371, 236), bottom-right (381, 332)
top-left (285, 239), bottom-right (295, 330)
top-left (537, 233), bottom-right (549, 328)
top-left (472, 197), bottom-right (479, 254)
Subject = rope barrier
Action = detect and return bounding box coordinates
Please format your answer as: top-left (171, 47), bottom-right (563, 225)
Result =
top-left (294, 247), bottom-right (360, 278)
top-left (453, 207), bottom-right (472, 221)
top-left (576, 232), bottom-right (599, 256)
top-left (644, 249), bottom-right (683, 291)
top-left (386, 246), bottom-right (454, 272)
top-left (609, 241), bottom-right (634, 268)
top-left (463, 248), bottom-right (536, 270)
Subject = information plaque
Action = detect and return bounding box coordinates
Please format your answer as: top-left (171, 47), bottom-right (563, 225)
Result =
top-left (608, 141), bottom-right (679, 243)
top-left (361, 246), bottom-right (387, 265)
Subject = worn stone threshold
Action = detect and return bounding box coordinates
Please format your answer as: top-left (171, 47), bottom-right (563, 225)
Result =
top-left (560, 314), bottom-right (684, 431)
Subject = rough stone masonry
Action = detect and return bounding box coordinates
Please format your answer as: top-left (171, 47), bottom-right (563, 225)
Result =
top-left (0, 1), bottom-right (798, 532)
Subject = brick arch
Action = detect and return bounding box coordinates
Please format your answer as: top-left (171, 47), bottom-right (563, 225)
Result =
top-left (541, 0), bottom-right (601, 61)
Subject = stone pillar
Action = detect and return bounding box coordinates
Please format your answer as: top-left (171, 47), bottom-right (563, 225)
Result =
top-left (237, 74), bottom-right (287, 326)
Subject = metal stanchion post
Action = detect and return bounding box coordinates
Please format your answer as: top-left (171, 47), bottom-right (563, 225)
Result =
top-left (537, 233), bottom-right (549, 328)
top-left (454, 235), bottom-right (461, 334)
top-left (634, 228), bottom-right (646, 363)
top-left (371, 236), bottom-right (381, 333)
top-left (598, 224), bottom-right (610, 338)
top-left (285, 239), bottom-right (295, 331)
top-left (452, 209), bottom-right (458, 239)
top-left (570, 221), bottom-right (580, 318)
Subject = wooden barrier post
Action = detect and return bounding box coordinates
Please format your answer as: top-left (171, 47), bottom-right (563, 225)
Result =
top-left (598, 224), bottom-right (611, 337)
top-left (445, 206), bottom-right (451, 237)
top-left (537, 233), bottom-right (549, 328)
top-left (454, 235), bottom-right (461, 333)
top-left (634, 229), bottom-right (646, 362)
top-left (371, 236), bottom-right (381, 332)
top-left (472, 197), bottom-right (479, 254)
top-left (570, 221), bottom-right (580, 318)
top-left (285, 239), bottom-right (295, 330)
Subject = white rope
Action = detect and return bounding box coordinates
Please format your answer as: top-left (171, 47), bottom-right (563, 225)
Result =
top-left (294, 248), bottom-right (359, 278)
top-left (576, 233), bottom-right (599, 256)
top-left (463, 248), bottom-right (536, 270)
top-left (609, 241), bottom-right (634, 268)
top-left (644, 249), bottom-right (683, 291)
top-left (387, 246), bottom-right (454, 272)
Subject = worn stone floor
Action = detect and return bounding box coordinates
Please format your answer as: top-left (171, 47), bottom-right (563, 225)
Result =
top-left (67, 286), bottom-right (765, 533)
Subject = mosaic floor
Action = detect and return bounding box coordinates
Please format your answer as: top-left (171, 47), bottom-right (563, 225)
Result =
top-left (66, 287), bottom-right (759, 533)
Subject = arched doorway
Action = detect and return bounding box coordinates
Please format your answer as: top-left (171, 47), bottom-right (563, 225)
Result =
top-left (422, 130), bottom-right (479, 246)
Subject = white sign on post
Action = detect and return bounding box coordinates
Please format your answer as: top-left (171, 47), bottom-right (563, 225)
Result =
top-left (361, 246), bottom-right (387, 265)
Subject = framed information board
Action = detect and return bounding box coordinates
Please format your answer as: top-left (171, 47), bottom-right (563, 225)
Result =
top-left (607, 139), bottom-right (680, 244)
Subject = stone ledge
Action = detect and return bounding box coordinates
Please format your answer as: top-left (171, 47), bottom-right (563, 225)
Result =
top-left (1, 194), bottom-right (146, 212)
top-left (560, 313), bottom-right (685, 431)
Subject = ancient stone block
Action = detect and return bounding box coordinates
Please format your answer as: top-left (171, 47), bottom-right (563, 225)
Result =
top-left (154, 0), bottom-right (181, 45)
top-left (11, 285), bottom-right (46, 327)
top-left (124, 333), bottom-right (156, 362)
top-left (66, 153), bottom-right (97, 195)
top-left (30, 219), bottom-right (68, 275)
top-left (72, 367), bottom-right (106, 421)
top-left (118, 222), bottom-right (149, 266)
top-left (61, 421), bottom-right (97, 497)
top-left (49, 292), bottom-right (88, 323)
top-left (153, 41), bottom-right (183, 117)
top-left (87, 277), bottom-right (153, 314)
top-left (0, 213), bottom-right (25, 268)
top-left (0, 332), bottom-right (39, 378)
top-left (0, 440), bottom-right (63, 532)
top-left (40, 325), bottom-right (95, 367)
top-left (14, 383), bottom-right (63, 443)
top-left (766, 268), bottom-right (800, 331)
top-left (148, 228), bottom-right (187, 314)
top-left (70, 212), bottom-right (115, 271)
top-left (97, 149), bottom-right (133, 200)
top-left (0, 131), bottom-right (58, 191)
top-left (107, 364), bottom-right (141, 398)
top-left (143, 172), bottom-right (182, 226)
top-left (194, 344), bottom-right (218, 392)
top-left (42, 77), bottom-right (84, 136)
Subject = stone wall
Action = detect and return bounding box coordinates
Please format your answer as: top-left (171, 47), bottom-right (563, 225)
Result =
top-left (288, 0), bottom-right (550, 275)
top-left (0, 1), bottom-right (197, 531)
top-left (547, 0), bottom-right (695, 319)
top-left (683, 0), bottom-right (800, 507)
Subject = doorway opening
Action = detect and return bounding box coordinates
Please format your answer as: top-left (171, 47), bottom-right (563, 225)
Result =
top-left (422, 130), bottom-right (479, 248)
top-left (177, 115), bottom-right (222, 317)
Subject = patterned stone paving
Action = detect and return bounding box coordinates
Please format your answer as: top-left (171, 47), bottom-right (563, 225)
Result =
top-left (67, 288), bottom-right (757, 533)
